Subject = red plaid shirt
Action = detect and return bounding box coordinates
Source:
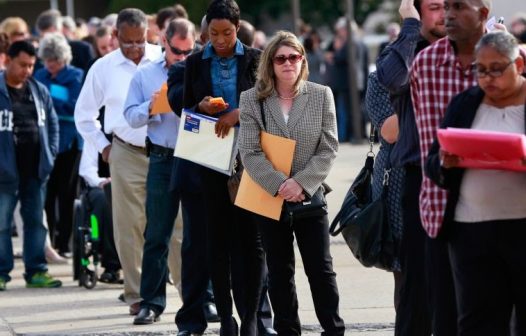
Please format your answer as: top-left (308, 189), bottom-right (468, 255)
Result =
top-left (410, 37), bottom-right (477, 238)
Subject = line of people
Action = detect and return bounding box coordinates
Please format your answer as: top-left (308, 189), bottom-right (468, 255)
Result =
top-left (369, 0), bottom-right (526, 335)
top-left (2, 0), bottom-right (526, 335)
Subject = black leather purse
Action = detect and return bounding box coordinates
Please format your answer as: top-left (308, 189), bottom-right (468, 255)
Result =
top-left (284, 187), bottom-right (328, 224)
top-left (329, 128), bottom-right (394, 271)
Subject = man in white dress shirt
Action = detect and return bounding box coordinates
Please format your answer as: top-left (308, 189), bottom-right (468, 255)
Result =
top-left (74, 8), bottom-right (162, 315)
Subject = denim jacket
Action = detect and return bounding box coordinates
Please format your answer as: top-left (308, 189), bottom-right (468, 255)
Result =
top-left (0, 72), bottom-right (59, 190)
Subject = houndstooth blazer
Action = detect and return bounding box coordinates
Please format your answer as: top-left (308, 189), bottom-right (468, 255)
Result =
top-left (238, 81), bottom-right (338, 198)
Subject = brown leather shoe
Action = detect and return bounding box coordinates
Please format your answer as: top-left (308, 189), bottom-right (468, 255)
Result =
top-left (129, 302), bottom-right (140, 315)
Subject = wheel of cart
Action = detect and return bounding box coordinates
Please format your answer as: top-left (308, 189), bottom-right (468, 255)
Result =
top-left (72, 190), bottom-right (101, 289)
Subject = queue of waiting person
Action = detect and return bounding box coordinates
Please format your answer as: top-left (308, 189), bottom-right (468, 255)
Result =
top-left (1, 0), bottom-right (526, 334)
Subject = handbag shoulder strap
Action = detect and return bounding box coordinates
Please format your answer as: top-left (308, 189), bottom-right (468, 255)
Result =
top-left (259, 99), bottom-right (267, 131)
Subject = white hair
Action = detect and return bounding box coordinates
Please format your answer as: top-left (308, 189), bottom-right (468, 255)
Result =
top-left (38, 32), bottom-right (72, 64)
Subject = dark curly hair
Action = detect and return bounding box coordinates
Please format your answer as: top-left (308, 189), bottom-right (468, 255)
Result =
top-left (206, 0), bottom-right (240, 27)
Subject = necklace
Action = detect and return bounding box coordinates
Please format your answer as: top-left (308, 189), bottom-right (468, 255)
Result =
top-left (277, 93), bottom-right (296, 100)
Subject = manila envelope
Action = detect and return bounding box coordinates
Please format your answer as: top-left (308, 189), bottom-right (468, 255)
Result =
top-left (150, 82), bottom-right (171, 115)
top-left (235, 132), bottom-right (296, 220)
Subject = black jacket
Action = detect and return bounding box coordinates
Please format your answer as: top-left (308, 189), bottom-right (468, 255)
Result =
top-left (183, 44), bottom-right (261, 113)
top-left (69, 40), bottom-right (95, 72)
top-left (425, 86), bottom-right (526, 232)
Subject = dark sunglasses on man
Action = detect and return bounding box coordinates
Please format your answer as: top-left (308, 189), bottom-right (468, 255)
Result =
top-left (166, 40), bottom-right (193, 56)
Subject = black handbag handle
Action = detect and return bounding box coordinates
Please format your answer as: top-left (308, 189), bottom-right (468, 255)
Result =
top-left (329, 127), bottom-right (379, 237)
top-left (259, 100), bottom-right (267, 131)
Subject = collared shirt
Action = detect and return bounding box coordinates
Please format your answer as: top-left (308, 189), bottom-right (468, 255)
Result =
top-left (202, 39), bottom-right (244, 113)
top-left (74, 44), bottom-right (162, 152)
top-left (410, 37), bottom-right (478, 238)
top-left (123, 54), bottom-right (180, 149)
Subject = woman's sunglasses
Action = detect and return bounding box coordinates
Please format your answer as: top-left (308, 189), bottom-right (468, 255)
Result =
top-left (273, 54), bottom-right (303, 65)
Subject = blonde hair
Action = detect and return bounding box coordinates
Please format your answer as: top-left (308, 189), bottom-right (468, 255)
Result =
top-left (0, 17), bottom-right (28, 40)
top-left (256, 30), bottom-right (309, 100)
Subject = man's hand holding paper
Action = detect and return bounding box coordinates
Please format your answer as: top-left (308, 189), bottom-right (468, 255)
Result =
top-left (150, 83), bottom-right (171, 115)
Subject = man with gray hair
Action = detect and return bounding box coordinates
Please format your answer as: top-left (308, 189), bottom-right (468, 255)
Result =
top-left (35, 9), bottom-right (94, 71)
top-left (123, 17), bottom-right (196, 326)
top-left (75, 8), bottom-right (162, 316)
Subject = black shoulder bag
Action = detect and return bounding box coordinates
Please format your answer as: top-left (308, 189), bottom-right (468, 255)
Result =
top-left (329, 127), bottom-right (394, 271)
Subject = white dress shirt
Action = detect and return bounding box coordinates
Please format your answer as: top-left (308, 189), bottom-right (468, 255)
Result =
top-left (79, 138), bottom-right (106, 188)
top-left (74, 44), bottom-right (162, 152)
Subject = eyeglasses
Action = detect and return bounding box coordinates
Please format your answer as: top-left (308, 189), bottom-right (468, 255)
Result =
top-left (166, 41), bottom-right (193, 56)
top-left (475, 60), bottom-right (515, 78)
top-left (273, 54), bottom-right (303, 65)
top-left (120, 41), bottom-right (146, 49)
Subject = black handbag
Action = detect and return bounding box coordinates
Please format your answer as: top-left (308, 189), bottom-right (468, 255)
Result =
top-left (284, 187), bottom-right (328, 224)
top-left (227, 155), bottom-right (243, 203)
top-left (329, 128), bottom-right (395, 271)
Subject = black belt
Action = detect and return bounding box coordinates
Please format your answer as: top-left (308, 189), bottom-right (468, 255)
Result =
top-left (114, 135), bottom-right (146, 154)
top-left (149, 142), bottom-right (174, 157)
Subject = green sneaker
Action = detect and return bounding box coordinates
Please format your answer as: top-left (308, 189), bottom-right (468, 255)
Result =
top-left (0, 277), bottom-right (6, 291)
top-left (26, 272), bottom-right (62, 288)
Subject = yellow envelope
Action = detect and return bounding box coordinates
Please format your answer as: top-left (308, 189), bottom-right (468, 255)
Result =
top-left (235, 132), bottom-right (296, 220)
top-left (150, 82), bottom-right (171, 115)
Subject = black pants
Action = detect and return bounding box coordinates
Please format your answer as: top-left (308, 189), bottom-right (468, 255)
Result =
top-left (86, 187), bottom-right (120, 271)
top-left (395, 165), bottom-right (432, 336)
top-left (201, 168), bottom-right (265, 336)
top-left (175, 189), bottom-right (210, 333)
top-left (171, 159), bottom-right (212, 334)
top-left (257, 269), bottom-right (274, 331)
top-left (255, 213), bottom-right (345, 336)
top-left (425, 234), bottom-right (457, 336)
top-left (450, 219), bottom-right (526, 336)
top-left (45, 146), bottom-right (80, 253)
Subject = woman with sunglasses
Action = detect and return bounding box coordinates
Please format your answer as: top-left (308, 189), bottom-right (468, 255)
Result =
top-left (238, 31), bottom-right (345, 336)
top-left (426, 31), bottom-right (526, 334)
top-left (182, 1), bottom-right (265, 335)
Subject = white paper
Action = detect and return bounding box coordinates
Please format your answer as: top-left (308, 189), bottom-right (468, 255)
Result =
top-left (174, 109), bottom-right (237, 175)
top-left (486, 16), bottom-right (496, 31)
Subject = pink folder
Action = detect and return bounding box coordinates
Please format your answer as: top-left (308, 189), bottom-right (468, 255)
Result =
top-left (437, 128), bottom-right (526, 172)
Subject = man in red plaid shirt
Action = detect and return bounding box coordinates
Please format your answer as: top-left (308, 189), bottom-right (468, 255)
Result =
top-left (410, 0), bottom-right (493, 334)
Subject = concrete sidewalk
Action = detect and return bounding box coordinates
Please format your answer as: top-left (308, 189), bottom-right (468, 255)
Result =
top-left (0, 143), bottom-right (396, 336)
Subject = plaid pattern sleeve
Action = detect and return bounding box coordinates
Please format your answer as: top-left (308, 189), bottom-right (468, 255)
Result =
top-left (410, 37), bottom-right (478, 238)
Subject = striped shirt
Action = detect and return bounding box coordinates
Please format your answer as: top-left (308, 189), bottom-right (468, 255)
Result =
top-left (410, 37), bottom-right (477, 238)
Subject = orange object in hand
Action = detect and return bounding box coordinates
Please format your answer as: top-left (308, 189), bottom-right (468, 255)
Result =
top-left (210, 97), bottom-right (226, 107)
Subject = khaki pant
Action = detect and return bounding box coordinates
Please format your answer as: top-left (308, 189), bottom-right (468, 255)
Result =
top-left (109, 138), bottom-right (182, 304)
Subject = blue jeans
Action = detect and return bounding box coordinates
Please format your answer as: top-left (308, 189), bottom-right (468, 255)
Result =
top-left (336, 93), bottom-right (350, 142)
top-left (0, 177), bottom-right (48, 282)
top-left (140, 152), bottom-right (180, 313)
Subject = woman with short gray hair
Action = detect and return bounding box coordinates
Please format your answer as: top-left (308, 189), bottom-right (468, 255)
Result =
top-left (426, 31), bottom-right (526, 334)
top-left (34, 32), bottom-right (84, 258)
top-left (38, 32), bottom-right (72, 70)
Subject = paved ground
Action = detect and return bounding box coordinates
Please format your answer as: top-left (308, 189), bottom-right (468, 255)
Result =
top-left (0, 143), bottom-right (397, 336)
